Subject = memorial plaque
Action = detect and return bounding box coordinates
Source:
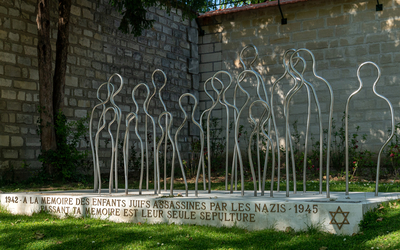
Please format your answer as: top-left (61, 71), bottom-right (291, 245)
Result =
top-left (1, 190), bottom-right (397, 235)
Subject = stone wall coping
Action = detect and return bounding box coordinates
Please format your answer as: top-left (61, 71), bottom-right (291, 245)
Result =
top-left (198, 0), bottom-right (310, 19)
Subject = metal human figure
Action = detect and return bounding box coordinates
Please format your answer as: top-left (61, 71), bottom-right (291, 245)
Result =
top-left (175, 93), bottom-right (202, 197)
top-left (94, 106), bottom-right (117, 194)
top-left (156, 112), bottom-right (177, 196)
top-left (269, 49), bottom-right (300, 192)
top-left (131, 83), bottom-right (153, 195)
top-left (155, 70), bottom-right (169, 191)
top-left (283, 54), bottom-right (305, 196)
top-left (90, 81), bottom-right (110, 192)
top-left (109, 75), bottom-right (124, 193)
top-left (147, 70), bottom-right (161, 193)
top-left (199, 77), bottom-right (216, 190)
top-left (232, 70), bottom-right (261, 196)
top-left (248, 99), bottom-right (275, 196)
top-left (208, 71), bottom-right (231, 191)
top-left (206, 75), bottom-right (225, 193)
top-left (90, 74), bottom-right (123, 193)
top-left (248, 100), bottom-right (276, 197)
top-left (346, 62), bottom-right (394, 196)
top-left (288, 54), bottom-right (323, 194)
top-left (239, 44), bottom-right (279, 193)
top-left (122, 112), bottom-right (140, 194)
top-left (292, 49), bottom-right (334, 198)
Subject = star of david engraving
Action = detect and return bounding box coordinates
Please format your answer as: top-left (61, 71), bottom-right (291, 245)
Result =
top-left (329, 206), bottom-right (350, 230)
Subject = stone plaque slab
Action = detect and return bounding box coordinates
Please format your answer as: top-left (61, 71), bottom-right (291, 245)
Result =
top-left (1, 190), bottom-right (398, 235)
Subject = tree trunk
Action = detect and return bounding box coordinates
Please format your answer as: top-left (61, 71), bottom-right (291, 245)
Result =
top-left (37, 0), bottom-right (56, 175)
top-left (53, 0), bottom-right (71, 117)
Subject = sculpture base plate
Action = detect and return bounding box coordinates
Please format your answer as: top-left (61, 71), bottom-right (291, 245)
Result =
top-left (1, 189), bottom-right (398, 235)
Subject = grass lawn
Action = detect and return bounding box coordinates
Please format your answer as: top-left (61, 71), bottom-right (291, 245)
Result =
top-left (1, 180), bottom-right (400, 249)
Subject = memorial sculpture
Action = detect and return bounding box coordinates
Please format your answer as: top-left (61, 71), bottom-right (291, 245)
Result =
top-left (89, 45), bottom-right (394, 198)
top-left (345, 62), bottom-right (395, 196)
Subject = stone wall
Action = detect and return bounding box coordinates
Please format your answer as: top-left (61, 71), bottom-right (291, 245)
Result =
top-left (0, 0), bottom-right (200, 179)
top-left (198, 0), bottom-right (400, 155)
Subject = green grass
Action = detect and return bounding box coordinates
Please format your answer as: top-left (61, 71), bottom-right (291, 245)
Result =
top-left (2, 180), bottom-right (400, 249)
top-left (2, 179), bottom-right (400, 193)
top-left (1, 200), bottom-right (400, 249)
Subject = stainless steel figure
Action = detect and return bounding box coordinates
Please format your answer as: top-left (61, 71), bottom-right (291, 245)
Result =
top-left (248, 100), bottom-right (275, 196)
top-left (122, 112), bottom-right (139, 194)
top-left (199, 77), bottom-right (217, 190)
top-left (239, 44), bottom-right (280, 193)
top-left (156, 112), bottom-right (177, 196)
top-left (350, 62), bottom-right (394, 196)
top-left (210, 71), bottom-right (232, 191)
top-left (233, 70), bottom-right (260, 196)
top-left (131, 83), bottom-right (153, 195)
top-left (90, 74), bottom-right (123, 193)
top-left (287, 54), bottom-right (323, 195)
top-left (248, 100), bottom-right (276, 197)
top-left (175, 93), bottom-right (201, 197)
top-left (239, 45), bottom-right (263, 192)
top-left (109, 75), bottom-right (124, 193)
top-left (149, 71), bottom-right (159, 194)
top-left (218, 71), bottom-right (240, 194)
top-left (269, 49), bottom-right (297, 192)
top-left (90, 81), bottom-right (110, 192)
top-left (94, 106), bottom-right (117, 194)
top-left (283, 54), bottom-right (305, 196)
top-left (293, 49), bottom-right (334, 198)
top-left (206, 75), bottom-right (225, 193)
top-left (156, 70), bottom-right (169, 191)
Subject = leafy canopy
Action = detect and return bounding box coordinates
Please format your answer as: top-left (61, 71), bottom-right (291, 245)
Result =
top-left (109, 0), bottom-right (211, 36)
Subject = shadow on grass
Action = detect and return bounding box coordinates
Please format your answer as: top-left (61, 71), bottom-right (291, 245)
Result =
top-left (1, 205), bottom-right (400, 250)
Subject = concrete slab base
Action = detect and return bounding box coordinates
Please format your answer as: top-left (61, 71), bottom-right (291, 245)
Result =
top-left (1, 190), bottom-right (399, 235)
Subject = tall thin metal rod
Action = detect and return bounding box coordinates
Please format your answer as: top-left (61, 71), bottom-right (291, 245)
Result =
top-left (132, 83), bottom-right (152, 195)
top-left (106, 109), bottom-right (118, 194)
top-left (123, 112), bottom-right (135, 195)
top-left (283, 56), bottom-right (305, 196)
top-left (156, 70), bottom-right (168, 191)
top-left (218, 71), bottom-right (239, 194)
top-left (193, 102), bottom-right (205, 197)
top-left (251, 100), bottom-right (276, 197)
top-left (211, 71), bottom-right (231, 191)
top-left (239, 45), bottom-right (263, 192)
top-left (344, 64), bottom-right (363, 195)
top-left (248, 100), bottom-right (273, 196)
top-left (200, 77), bottom-right (218, 190)
top-left (109, 75), bottom-right (124, 193)
top-left (234, 70), bottom-right (259, 196)
top-left (269, 49), bottom-right (298, 192)
top-left (90, 81), bottom-right (111, 192)
top-left (149, 70), bottom-right (160, 194)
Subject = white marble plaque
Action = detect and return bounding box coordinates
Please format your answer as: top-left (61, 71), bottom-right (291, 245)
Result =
top-left (1, 190), bottom-right (397, 235)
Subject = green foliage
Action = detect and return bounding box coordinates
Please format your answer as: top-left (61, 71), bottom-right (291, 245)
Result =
top-left (386, 122), bottom-right (400, 178)
top-left (37, 112), bottom-right (90, 182)
top-left (292, 112), bottom-right (372, 179)
top-left (109, 0), bottom-right (211, 37)
top-left (189, 117), bottom-right (226, 178)
top-left (0, 164), bottom-right (16, 186)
